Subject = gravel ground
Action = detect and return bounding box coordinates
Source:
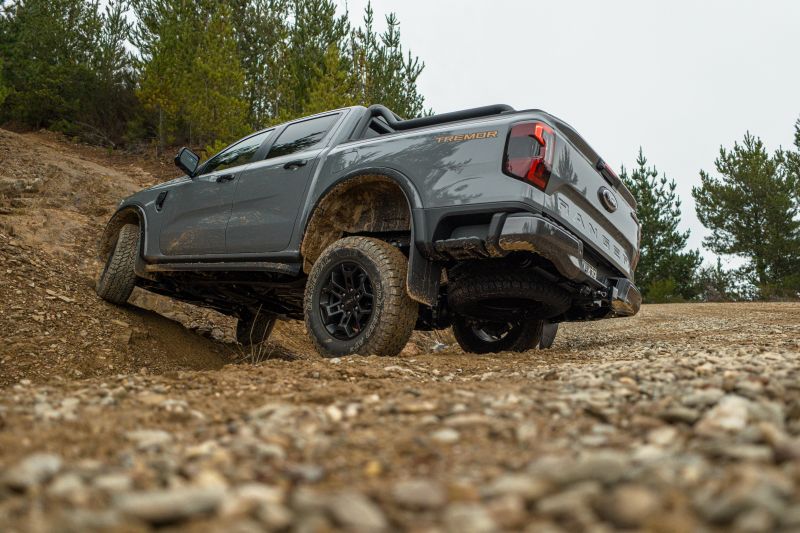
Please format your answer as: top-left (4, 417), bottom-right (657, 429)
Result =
top-left (1, 303), bottom-right (799, 532)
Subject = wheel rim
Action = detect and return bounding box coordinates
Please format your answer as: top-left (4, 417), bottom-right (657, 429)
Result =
top-left (471, 321), bottom-right (516, 343)
top-left (319, 261), bottom-right (374, 340)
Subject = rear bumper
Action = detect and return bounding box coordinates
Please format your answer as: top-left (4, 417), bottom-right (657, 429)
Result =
top-left (497, 214), bottom-right (640, 317)
top-left (433, 212), bottom-right (641, 318)
top-left (495, 214), bottom-right (591, 284)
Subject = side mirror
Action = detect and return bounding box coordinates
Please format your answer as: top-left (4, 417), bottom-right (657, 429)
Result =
top-left (174, 147), bottom-right (200, 177)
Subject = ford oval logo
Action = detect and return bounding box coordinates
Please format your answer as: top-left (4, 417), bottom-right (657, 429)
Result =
top-left (599, 187), bottom-right (618, 213)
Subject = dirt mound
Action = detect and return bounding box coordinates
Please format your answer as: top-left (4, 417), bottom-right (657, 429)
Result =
top-left (0, 129), bottom-right (237, 385)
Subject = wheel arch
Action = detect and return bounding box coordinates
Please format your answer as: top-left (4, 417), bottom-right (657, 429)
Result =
top-left (300, 168), bottom-right (440, 306)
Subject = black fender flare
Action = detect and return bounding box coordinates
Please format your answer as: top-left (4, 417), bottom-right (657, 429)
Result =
top-left (302, 167), bottom-right (441, 307)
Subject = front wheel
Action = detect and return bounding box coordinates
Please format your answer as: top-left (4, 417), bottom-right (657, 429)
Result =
top-left (452, 316), bottom-right (543, 354)
top-left (96, 224), bottom-right (139, 305)
top-left (304, 236), bottom-right (417, 358)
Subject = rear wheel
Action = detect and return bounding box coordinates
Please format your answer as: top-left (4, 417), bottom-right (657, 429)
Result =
top-left (448, 269), bottom-right (571, 322)
top-left (452, 316), bottom-right (543, 354)
top-left (96, 223), bottom-right (139, 305)
top-left (304, 236), bottom-right (417, 358)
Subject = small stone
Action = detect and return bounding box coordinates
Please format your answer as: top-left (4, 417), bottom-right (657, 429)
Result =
top-left (4, 453), bottom-right (62, 490)
top-left (115, 487), bottom-right (225, 525)
top-left (599, 484), bottom-right (660, 528)
top-left (220, 483), bottom-right (285, 517)
top-left (487, 494), bottom-right (526, 529)
top-left (327, 491), bottom-right (387, 532)
top-left (325, 404), bottom-right (343, 422)
top-left (484, 474), bottom-right (551, 501)
top-left (47, 473), bottom-right (85, 499)
top-left (515, 422), bottom-right (539, 444)
top-left (733, 508), bottom-right (774, 532)
top-left (717, 444), bottom-right (773, 462)
top-left (394, 400), bottom-right (437, 414)
top-left (125, 429), bottom-right (173, 450)
top-left (443, 503), bottom-right (497, 533)
top-left (392, 479), bottom-right (446, 509)
top-left (559, 450), bottom-right (629, 485)
top-left (93, 473), bottom-right (133, 493)
top-left (682, 388), bottom-right (725, 408)
top-left (431, 428), bottom-right (460, 444)
top-left (695, 395), bottom-right (750, 436)
top-left (537, 481), bottom-right (601, 516)
top-left (256, 503), bottom-right (293, 530)
top-left (286, 463), bottom-right (324, 483)
top-left (647, 425), bottom-right (679, 447)
top-left (63, 509), bottom-right (122, 531)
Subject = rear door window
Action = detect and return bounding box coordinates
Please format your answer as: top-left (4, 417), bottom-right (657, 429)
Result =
top-left (266, 114), bottom-right (340, 159)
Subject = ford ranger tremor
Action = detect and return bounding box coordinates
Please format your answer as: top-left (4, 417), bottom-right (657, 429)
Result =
top-left (96, 104), bottom-right (642, 357)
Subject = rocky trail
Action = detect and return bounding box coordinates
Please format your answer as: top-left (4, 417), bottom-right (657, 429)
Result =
top-left (1, 130), bottom-right (800, 532)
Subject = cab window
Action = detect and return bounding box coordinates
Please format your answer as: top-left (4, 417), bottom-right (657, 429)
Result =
top-left (201, 130), bottom-right (271, 175)
top-left (266, 114), bottom-right (340, 159)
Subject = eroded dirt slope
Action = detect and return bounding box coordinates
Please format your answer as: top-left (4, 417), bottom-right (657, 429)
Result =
top-left (0, 129), bottom-right (240, 385)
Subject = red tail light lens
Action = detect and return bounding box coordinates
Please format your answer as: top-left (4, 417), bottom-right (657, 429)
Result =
top-left (503, 122), bottom-right (555, 190)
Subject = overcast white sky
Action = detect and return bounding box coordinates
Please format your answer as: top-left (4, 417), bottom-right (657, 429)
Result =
top-left (339, 0), bottom-right (800, 267)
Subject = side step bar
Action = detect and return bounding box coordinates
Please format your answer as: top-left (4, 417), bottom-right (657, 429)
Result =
top-left (144, 261), bottom-right (300, 276)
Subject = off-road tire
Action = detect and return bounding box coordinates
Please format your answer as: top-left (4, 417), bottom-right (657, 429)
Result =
top-left (539, 322), bottom-right (559, 349)
top-left (304, 236), bottom-right (417, 358)
top-left (96, 224), bottom-right (139, 305)
top-left (452, 316), bottom-right (543, 354)
top-left (448, 270), bottom-right (571, 321)
top-left (236, 312), bottom-right (277, 346)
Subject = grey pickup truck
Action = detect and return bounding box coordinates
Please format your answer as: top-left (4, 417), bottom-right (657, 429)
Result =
top-left (96, 104), bottom-right (641, 357)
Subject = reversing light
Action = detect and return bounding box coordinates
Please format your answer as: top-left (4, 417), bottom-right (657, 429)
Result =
top-left (503, 122), bottom-right (555, 190)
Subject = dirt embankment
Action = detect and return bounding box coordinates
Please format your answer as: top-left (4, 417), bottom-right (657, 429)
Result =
top-left (0, 129), bottom-right (238, 386)
top-left (1, 130), bottom-right (800, 532)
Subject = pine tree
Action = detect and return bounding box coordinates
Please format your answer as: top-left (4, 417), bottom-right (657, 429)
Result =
top-left (186, 5), bottom-right (249, 153)
top-left (230, 0), bottom-right (289, 129)
top-left (133, 0), bottom-right (248, 153)
top-left (87, 0), bottom-right (138, 145)
top-left (0, 60), bottom-right (10, 108)
top-left (621, 148), bottom-right (701, 301)
top-left (132, 0), bottom-right (196, 151)
top-left (301, 45), bottom-right (356, 116)
top-left (695, 258), bottom-right (738, 302)
top-left (278, 0), bottom-right (350, 121)
top-left (349, 3), bottom-right (427, 118)
top-left (693, 133), bottom-right (800, 297)
top-left (0, 0), bottom-right (101, 128)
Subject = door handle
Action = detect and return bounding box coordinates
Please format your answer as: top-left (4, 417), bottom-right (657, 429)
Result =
top-left (216, 173), bottom-right (236, 183)
top-left (283, 159), bottom-right (308, 170)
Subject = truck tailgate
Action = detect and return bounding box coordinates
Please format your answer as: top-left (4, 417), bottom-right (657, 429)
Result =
top-left (542, 130), bottom-right (639, 280)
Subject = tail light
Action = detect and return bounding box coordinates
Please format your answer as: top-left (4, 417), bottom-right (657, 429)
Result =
top-left (503, 122), bottom-right (555, 190)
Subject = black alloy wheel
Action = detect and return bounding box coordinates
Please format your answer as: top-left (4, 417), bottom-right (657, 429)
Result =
top-left (452, 315), bottom-right (543, 354)
top-left (319, 261), bottom-right (375, 340)
top-left (304, 236), bottom-right (417, 358)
